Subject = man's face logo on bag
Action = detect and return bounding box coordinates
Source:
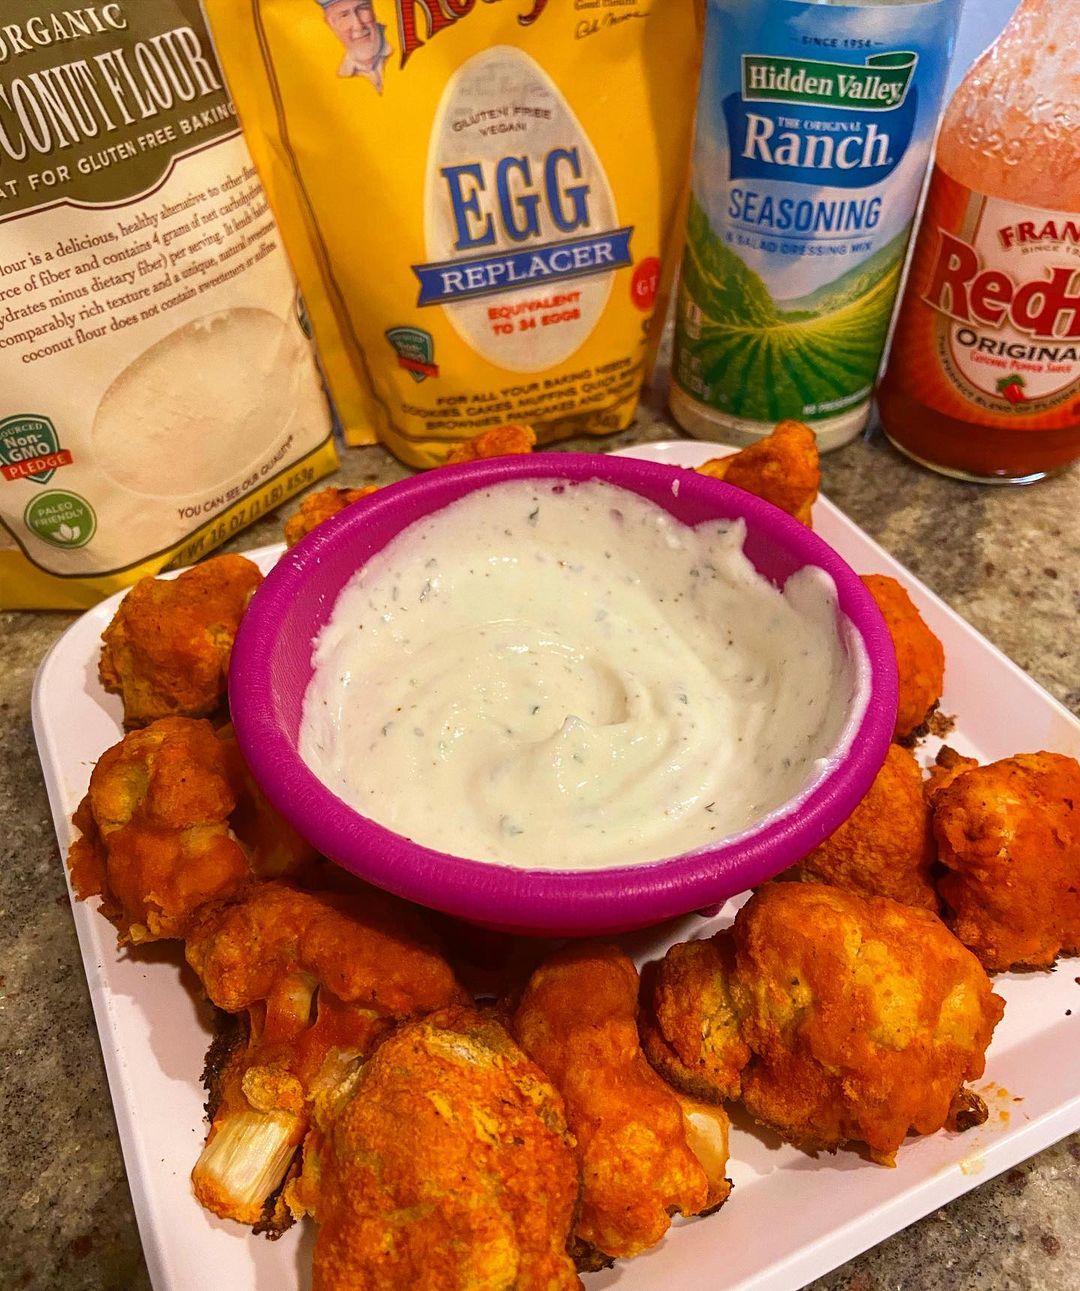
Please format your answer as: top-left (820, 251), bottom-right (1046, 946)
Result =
top-left (321, 0), bottom-right (392, 92)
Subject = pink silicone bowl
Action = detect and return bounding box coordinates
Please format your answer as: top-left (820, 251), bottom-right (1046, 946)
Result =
top-left (229, 453), bottom-right (898, 936)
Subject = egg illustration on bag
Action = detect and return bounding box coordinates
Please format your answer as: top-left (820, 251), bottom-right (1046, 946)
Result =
top-left (422, 46), bottom-right (623, 373)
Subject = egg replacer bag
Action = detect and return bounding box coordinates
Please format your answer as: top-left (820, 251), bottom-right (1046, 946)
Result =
top-left (0, 0), bottom-right (337, 610)
top-left (203, 0), bottom-right (703, 467)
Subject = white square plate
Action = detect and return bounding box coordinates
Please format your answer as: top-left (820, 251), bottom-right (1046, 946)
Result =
top-left (34, 441), bottom-right (1080, 1291)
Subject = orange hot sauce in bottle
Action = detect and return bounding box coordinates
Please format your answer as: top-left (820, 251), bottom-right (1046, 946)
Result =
top-left (878, 0), bottom-right (1080, 484)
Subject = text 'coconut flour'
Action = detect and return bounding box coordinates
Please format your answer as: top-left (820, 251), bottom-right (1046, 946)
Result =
top-left (0, 0), bottom-right (337, 609)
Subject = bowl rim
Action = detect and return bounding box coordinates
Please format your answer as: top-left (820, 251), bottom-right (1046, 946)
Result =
top-left (229, 452), bottom-right (898, 935)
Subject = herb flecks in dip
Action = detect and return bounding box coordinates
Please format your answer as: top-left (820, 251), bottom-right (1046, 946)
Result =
top-left (300, 480), bottom-right (863, 869)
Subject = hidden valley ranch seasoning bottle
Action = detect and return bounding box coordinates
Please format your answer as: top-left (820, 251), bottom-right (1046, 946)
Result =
top-left (670, 0), bottom-right (962, 451)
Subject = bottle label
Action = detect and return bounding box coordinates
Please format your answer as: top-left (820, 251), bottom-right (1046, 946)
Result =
top-left (890, 167), bottom-right (1080, 427)
top-left (673, 0), bottom-right (959, 427)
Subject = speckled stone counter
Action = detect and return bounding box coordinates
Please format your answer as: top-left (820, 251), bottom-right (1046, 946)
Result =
top-left (3, 411), bottom-right (1079, 1291)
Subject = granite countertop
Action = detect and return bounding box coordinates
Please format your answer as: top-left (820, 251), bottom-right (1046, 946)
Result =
top-left (3, 410), bottom-right (1079, 1291)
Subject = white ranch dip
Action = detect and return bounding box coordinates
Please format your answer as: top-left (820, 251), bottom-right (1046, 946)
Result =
top-left (300, 479), bottom-right (864, 870)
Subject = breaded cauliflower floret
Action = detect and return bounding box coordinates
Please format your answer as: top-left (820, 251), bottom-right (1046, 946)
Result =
top-left (932, 752), bottom-right (1080, 972)
top-left (643, 885), bottom-right (1004, 1164)
top-left (926, 745), bottom-right (980, 803)
top-left (99, 553), bottom-right (263, 727)
top-left (187, 881), bottom-right (465, 1027)
top-left (512, 942), bottom-right (731, 1262)
top-left (69, 717), bottom-right (251, 942)
top-left (445, 422), bottom-right (537, 464)
top-left (283, 485), bottom-right (379, 547)
top-left (186, 882), bottom-right (466, 1227)
top-left (730, 884), bottom-right (1004, 1164)
top-left (789, 743), bottom-right (938, 911)
top-left (293, 1007), bottom-right (582, 1291)
top-left (861, 574), bottom-right (945, 743)
top-left (67, 717), bottom-right (312, 945)
top-left (696, 420), bottom-right (820, 527)
top-left (640, 934), bottom-right (749, 1104)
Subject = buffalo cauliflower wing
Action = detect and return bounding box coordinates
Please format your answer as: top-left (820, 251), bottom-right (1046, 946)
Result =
top-left (283, 485), bottom-right (379, 547)
top-left (640, 934), bottom-right (749, 1106)
top-left (730, 884), bottom-right (1003, 1163)
top-left (644, 884), bottom-right (1004, 1165)
top-left (444, 422), bottom-right (537, 464)
top-left (696, 421), bottom-right (820, 527)
top-left (788, 743), bottom-right (938, 911)
top-left (861, 574), bottom-right (945, 743)
top-left (99, 553), bottom-right (263, 727)
top-left (69, 717), bottom-right (251, 942)
top-left (292, 1006), bottom-right (582, 1291)
top-left (926, 745), bottom-right (980, 802)
top-left (932, 752), bottom-right (1080, 972)
top-left (67, 717), bottom-right (313, 944)
top-left (186, 882), bottom-right (466, 1227)
top-left (512, 942), bottom-right (731, 1262)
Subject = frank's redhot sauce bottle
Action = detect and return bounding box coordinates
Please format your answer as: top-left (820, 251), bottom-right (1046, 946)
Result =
top-left (879, 0), bottom-right (1080, 483)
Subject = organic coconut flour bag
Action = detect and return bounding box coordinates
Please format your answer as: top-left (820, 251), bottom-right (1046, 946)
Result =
top-left (202, 0), bottom-right (703, 467)
top-left (0, 0), bottom-right (337, 610)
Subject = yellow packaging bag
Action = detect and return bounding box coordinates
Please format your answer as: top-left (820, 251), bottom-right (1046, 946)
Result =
top-left (203, 0), bottom-right (703, 467)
